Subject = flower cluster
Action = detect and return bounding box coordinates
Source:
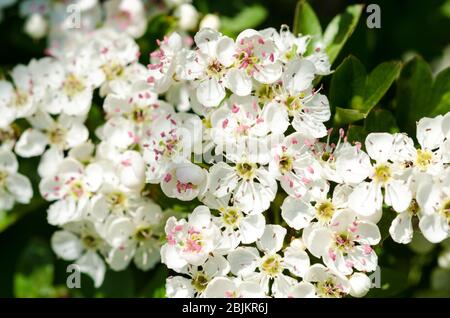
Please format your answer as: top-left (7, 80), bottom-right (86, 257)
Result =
top-left (1, 11), bottom-right (449, 296)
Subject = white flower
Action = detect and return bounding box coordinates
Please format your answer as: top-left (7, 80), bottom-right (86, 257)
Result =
top-left (415, 170), bottom-right (450, 243)
top-left (46, 54), bottom-right (103, 116)
top-left (199, 14), bottom-right (220, 31)
top-left (107, 200), bottom-right (164, 271)
top-left (161, 162), bottom-right (208, 201)
top-left (208, 159), bottom-right (277, 215)
top-left (210, 94), bottom-right (288, 162)
top-left (228, 225), bottom-right (310, 297)
top-left (0, 64), bottom-right (37, 128)
top-left (104, 0), bottom-right (147, 38)
top-left (303, 210), bottom-right (380, 275)
top-left (142, 113), bottom-right (202, 183)
top-left (166, 255), bottom-right (229, 297)
top-left (348, 133), bottom-right (412, 217)
top-left (281, 184), bottom-right (353, 230)
top-left (225, 29), bottom-right (282, 95)
top-left (203, 277), bottom-right (266, 298)
top-left (177, 28), bottom-right (235, 107)
top-left (51, 222), bottom-right (107, 288)
top-left (39, 158), bottom-right (102, 225)
top-left (147, 32), bottom-right (183, 94)
top-left (269, 132), bottom-right (324, 198)
top-left (161, 206), bottom-right (221, 271)
top-left (24, 13), bottom-right (48, 39)
top-left (174, 3), bottom-right (199, 31)
top-left (15, 111), bottom-right (88, 165)
top-left (0, 149), bottom-right (33, 211)
top-left (213, 203), bottom-right (266, 248)
top-left (303, 264), bottom-right (351, 298)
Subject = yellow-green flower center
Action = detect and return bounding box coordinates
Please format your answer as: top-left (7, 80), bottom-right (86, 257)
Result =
top-left (236, 162), bottom-right (257, 180)
top-left (191, 273), bottom-right (209, 292)
top-left (221, 208), bottom-right (243, 228)
top-left (316, 200), bottom-right (335, 222)
top-left (261, 254), bottom-right (283, 277)
top-left (279, 154), bottom-right (293, 174)
top-left (63, 74), bottom-right (85, 98)
top-left (373, 164), bottom-right (391, 184)
top-left (415, 149), bottom-right (433, 171)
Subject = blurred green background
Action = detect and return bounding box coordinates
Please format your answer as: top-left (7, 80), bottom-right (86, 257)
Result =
top-left (1, 0), bottom-right (449, 297)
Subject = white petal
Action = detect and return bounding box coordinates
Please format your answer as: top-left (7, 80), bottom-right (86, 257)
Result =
top-left (225, 68), bottom-right (252, 96)
top-left (281, 196), bottom-right (315, 230)
top-left (239, 213), bottom-right (265, 244)
top-left (282, 59), bottom-right (316, 93)
top-left (385, 179), bottom-right (412, 212)
top-left (15, 129), bottom-right (48, 157)
top-left (257, 224), bottom-right (286, 254)
top-left (365, 133), bottom-right (395, 162)
top-left (166, 276), bottom-right (195, 298)
top-left (51, 230), bottom-right (83, 261)
top-left (389, 212), bottom-right (413, 244)
top-left (419, 214), bottom-right (449, 243)
top-left (228, 247), bottom-right (260, 277)
top-left (348, 182), bottom-right (382, 217)
top-left (417, 115), bottom-right (444, 150)
top-left (196, 77), bottom-right (226, 107)
top-left (75, 250), bottom-right (106, 288)
top-left (349, 272), bottom-right (372, 297)
top-left (6, 173), bottom-right (33, 204)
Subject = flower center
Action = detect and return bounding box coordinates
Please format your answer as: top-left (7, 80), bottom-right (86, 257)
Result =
top-left (82, 235), bottom-right (98, 249)
top-left (334, 233), bottom-right (354, 252)
top-left (48, 127), bottom-right (66, 146)
top-left (407, 199), bottom-right (420, 216)
top-left (221, 207), bottom-right (243, 228)
top-left (236, 162), bottom-right (257, 180)
top-left (14, 90), bottom-right (29, 107)
top-left (63, 73), bottom-right (85, 98)
top-left (285, 93), bottom-right (305, 114)
top-left (134, 227), bottom-right (153, 242)
top-left (106, 192), bottom-right (126, 207)
top-left (279, 154), bottom-right (293, 174)
top-left (206, 59), bottom-right (224, 77)
top-left (316, 200), bottom-right (335, 222)
top-left (101, 63), bottom-right (124, 81)
top-left (373, 164), bottom-right (391, 184)
top-left (191, 273), bottom-right (209, 292)
top-left (261, 254), bottom-right (283, 277)
top-left (317, 279), bottom-right (346, 298)
top-left (70, 181), bottom-right (85, 199)
top-left (415, 149), bottom-right (433, 171)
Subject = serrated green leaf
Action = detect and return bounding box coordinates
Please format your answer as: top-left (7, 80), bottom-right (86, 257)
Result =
top-left (293, 0), bottom-right (322, 37)
top-left (323, 4), bottom-right (364, 65)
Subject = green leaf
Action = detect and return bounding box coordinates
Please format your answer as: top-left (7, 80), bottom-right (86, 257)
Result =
top-left (94, 269), bottom-right (135, 298)
top-left (395, 56), bottom-right (433, 134)
top-left (430, 67), bottom-right (450, 116)
top-left (331, 56), bottom-right (401, 126)
top-left (220, 5), bottom-right (268, 37)
top-left (323, 4), bottom-right (364, 65)
top-left (364, 108), bottom-right (399, 133)
top-left (293, 0), bottom-right (322, 37)
top-left (334, 107), bottom-right (365, 125)
top-left (330, 56), bottom-right (366, 111)
top-left (14, 239), bottom-right (57, 297)
top-left (363, 61), bottom-right (402, 111)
